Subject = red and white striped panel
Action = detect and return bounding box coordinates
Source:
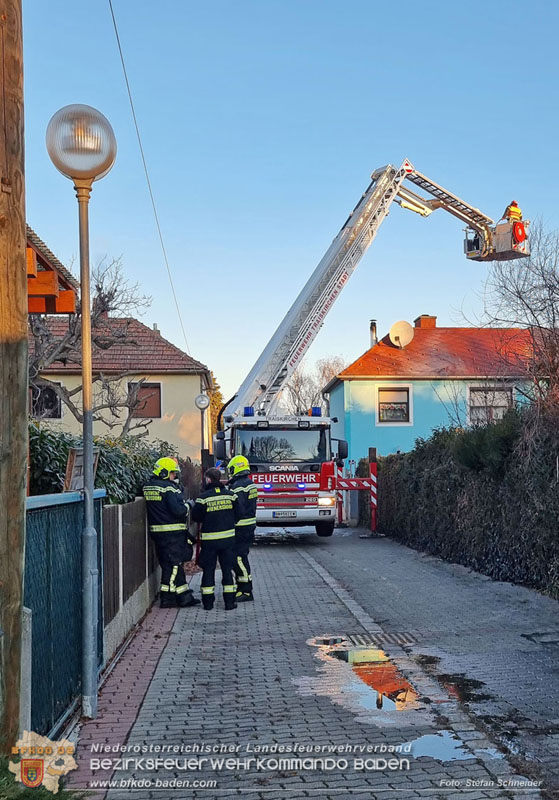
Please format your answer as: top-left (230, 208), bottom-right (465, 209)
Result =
top-left (336, 464), bottom-right (344, 522)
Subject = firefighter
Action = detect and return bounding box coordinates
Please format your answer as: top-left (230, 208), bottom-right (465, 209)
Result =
top-left (192, 467), bottom-right (239, 610)
top-left (227, 455), bottom-right (258, 602)
top-left (503, 200), bottom-right (522, 222)
top-left (143, 457), bottom-right (200, 609)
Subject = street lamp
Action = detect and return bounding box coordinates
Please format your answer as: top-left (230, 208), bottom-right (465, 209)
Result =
top-left (195, 392), bottom-right (211, 467)
top-left (46, 104), bottom-right (117, 719)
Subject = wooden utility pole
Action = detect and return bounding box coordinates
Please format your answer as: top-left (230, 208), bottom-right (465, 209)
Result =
top-left (0, 0), bottom-right (27, 752)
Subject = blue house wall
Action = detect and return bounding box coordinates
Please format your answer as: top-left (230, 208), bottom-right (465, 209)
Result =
top-left (330, 379), bottom-right (469, 462)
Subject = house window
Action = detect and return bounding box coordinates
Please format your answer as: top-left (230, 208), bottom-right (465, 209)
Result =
top-left (31, 384), bottom-right (62, 419)
top-left (129, 382), bottom-right (161, 418)
top-left (378, 387), bottom-right (410, 423)
top-left (469, 387), bottom-right (513, 424)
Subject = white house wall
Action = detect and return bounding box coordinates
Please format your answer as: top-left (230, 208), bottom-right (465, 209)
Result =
top-left (41, 373), bottom-right (207, 461)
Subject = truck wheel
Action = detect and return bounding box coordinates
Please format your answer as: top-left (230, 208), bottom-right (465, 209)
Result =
top-left (315, 521), bottom-right (335, 537)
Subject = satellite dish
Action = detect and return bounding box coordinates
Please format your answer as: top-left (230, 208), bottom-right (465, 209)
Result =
top-left (389, 320), bottom-right (414, 349)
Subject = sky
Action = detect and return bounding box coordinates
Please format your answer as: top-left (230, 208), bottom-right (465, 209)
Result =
top-left (23, 0), bottom-right (559, 398)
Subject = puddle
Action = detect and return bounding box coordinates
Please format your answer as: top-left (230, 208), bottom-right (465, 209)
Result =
top-left (437, 673), bottom-right (492, 703)
top-left (320, 636), bottom-right (345, 646)
top-left (414, 654), bottom-right (441, 668)
top-left (413, 656), bottom-right (492, 703)
top-left (293, 637), bottom-right (423, 726)
top-left (295, 637), bottom-right (506, 764)
top-left (408, 730), bottom-right (472, 761)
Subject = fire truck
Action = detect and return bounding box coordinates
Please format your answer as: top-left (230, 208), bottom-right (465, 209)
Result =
top-left (214, 159), bottom-right (529, 536)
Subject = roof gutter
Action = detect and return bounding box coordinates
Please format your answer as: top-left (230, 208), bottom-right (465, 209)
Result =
top-left (332, 374), bottom-right (530, 381)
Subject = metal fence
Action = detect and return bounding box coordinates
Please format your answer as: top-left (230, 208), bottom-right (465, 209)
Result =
top-left (25, 490), bottom-right (105, 736)
top-left (101, 498), bottom-right (158, 627)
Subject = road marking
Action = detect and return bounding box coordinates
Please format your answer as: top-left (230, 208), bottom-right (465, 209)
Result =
top-left (297, 548), bottom-right (383, 634)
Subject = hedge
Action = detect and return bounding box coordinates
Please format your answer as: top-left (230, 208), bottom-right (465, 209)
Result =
top-left (366, 410), bottom-right (559, 597)
top-left (28, 422), bottom-right (202, 504)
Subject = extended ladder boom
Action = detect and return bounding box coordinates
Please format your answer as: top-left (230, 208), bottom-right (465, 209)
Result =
top-left (224, 160), bottom-right (412, 420)
top-left (224, 159), bottom-right (528, 422)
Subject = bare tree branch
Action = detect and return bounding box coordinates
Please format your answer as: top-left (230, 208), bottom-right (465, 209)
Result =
top-left (479, 221), bottom-right (559, 459)
top-left (283, 356), bottom-right (346, 415)
top-left (29, 257), bottom-right (154, 437)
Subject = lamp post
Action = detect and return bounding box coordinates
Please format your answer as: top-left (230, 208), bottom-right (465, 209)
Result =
top-left (46, 104), bottom-right (116, 718)
top-left (195, 392), bottom-right (211, 468)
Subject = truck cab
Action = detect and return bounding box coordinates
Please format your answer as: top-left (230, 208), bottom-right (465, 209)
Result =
top-left (216, 410), bottom-right (348, 537)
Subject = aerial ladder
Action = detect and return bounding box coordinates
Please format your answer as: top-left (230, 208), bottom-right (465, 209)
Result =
top-left (222, 158), bottom-right (529, 423)
top-left (215, 159), bottom-right (529, 536)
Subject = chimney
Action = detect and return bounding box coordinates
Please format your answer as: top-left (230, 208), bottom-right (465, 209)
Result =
top-left (370, 319), bottom-right (378, 347)
top-left (414, 314), bottom-right (437, 329)
top-left (153, 323), bottom-right (160, 336)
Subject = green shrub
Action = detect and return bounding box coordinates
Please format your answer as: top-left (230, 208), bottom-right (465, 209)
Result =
top-left (451, 409), bottom-right (521, 477)
top-left (372, 411), bottom-right (559, 597)
top-left (28, 422), bottom-right (201, 504)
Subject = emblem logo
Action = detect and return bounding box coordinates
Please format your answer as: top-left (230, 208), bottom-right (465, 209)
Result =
top-left (21, 759), bottom-right (44, 788)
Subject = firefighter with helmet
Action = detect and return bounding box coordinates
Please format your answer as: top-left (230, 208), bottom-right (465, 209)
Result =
top-left (228, 455), bottom-right (258, 602)
top-left (143, 457), bottom-right (200, 609)
top-left (192, 468), bottom-right (240, 610)
top-left (503, 200), bottom-right (522, 222)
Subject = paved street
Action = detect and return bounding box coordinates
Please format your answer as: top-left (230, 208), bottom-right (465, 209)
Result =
top-left (68, 529), bottom-right (559, 799)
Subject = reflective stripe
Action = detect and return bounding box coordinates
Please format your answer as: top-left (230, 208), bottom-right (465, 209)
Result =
top-left (201, 586), bottom-right (215, 595)
top-left (232, 485), bottom-right (257, 494)
top-left (149, 523), bottom-right (187, 532)
top-left (160, 584), bottom-right (170, 591)
top-left (144, 485), bottom-right (182, 493)
top-left (236, 556), bottom-right (250, 583)
top-left (223, 584), bottom-right (236, 593)
top-left (236, 518), bottom-right (256, 526)
top-left (142, 486), bottom-right (182, 500)
top-left (175, 584), bottom-right (189, 594)
top-left (200, 529), bottom-right (235, 540)
top-left (196, 497), bottom-right (234, 509)
top-left (169, 566), bottom-right (178, 592)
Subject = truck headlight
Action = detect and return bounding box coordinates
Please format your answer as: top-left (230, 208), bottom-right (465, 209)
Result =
top-left (318, 496), bottom-right (336, 507)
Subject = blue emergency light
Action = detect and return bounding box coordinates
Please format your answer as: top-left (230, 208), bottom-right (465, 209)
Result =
top-left (297, 483), bottom-right (306, 490)
top-left (263, 483), bottom-right (273, 490)
top-left (311, 407), bottom-right (322, 417)
top-left (243, 406), bottom-right (255, 416)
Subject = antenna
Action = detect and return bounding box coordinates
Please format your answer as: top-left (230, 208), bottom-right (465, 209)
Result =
top-left (389, 320), bottom-right (414, 349)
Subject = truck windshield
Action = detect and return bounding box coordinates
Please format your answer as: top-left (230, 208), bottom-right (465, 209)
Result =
top-left (236, 428), bottom-right (329, 464)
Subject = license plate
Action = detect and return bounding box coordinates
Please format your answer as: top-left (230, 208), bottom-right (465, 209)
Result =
top-left (272, 511), bottom-right (297, 518)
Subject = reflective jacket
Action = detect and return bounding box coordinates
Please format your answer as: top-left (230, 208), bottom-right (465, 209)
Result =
top-left (229, 473), bottom-right (258, 528)
top-left (142, 477), bottom-right (191, 537)
top-left (505, 204), bottom-right (522, 221)
top-left (192, 481), bottom-right (240, 541)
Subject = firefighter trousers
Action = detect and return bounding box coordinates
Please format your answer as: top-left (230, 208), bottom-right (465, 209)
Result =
top-left (150, 530), bottom-right (193, 601)
top-left (198, 537), bottom-right (237, 607)
top-left (234, 525), bottom-right (255, 595)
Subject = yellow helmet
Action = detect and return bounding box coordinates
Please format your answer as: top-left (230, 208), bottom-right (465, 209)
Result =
top-left (227, 455), bottom-right (250, 477)
top-left (153, 457), bottom-right (180, 479)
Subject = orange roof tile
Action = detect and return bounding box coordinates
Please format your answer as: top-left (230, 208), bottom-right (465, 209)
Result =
top-left (30, 316), bottom-right (209, 376)
top-left (338, 327), bottom-right (533, 380)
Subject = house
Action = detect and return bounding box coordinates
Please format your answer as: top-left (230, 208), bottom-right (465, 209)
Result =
top-left (26, 227), bottom-right (213, 459)
top-left (30, 316), bottom-right (213, 460)
top-left (26, 224), bottom-right (79, 313)
top-left (324, 315), bottom-right (532, 461)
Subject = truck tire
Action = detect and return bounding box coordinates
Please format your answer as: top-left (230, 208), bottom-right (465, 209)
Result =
top-left (315, 521), bottom-right (335, 537)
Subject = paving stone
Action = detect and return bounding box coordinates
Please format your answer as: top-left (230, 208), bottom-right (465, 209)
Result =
top-left (67, 530), bottom-right (551, 798)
